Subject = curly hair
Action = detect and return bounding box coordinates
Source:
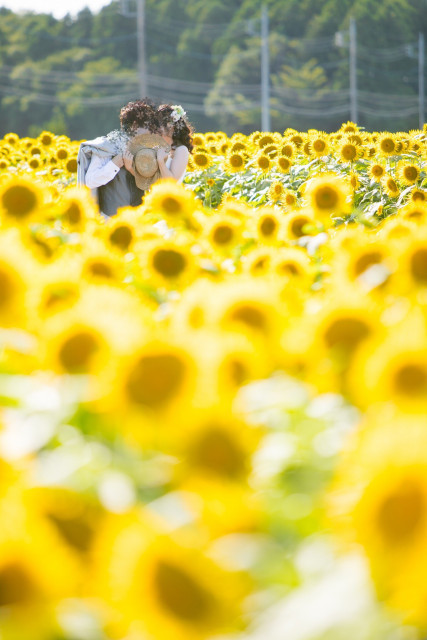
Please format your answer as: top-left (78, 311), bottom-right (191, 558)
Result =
top-left (157, 104), bottom-right (194, 153)
top-left (119, 98), bottom-right (158, 134)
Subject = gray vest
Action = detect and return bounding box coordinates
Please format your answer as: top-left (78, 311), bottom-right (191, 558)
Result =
top-left (98, 167), bottom-right (144, 217)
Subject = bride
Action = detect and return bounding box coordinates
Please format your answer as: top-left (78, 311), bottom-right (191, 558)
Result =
top-left (155, 104), bottom-right (194, 183)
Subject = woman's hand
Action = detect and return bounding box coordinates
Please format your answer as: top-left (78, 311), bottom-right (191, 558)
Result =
top-left (123, 149), bottom-right (134, 174)
top-left (157, 148), bottom-right (168, 164)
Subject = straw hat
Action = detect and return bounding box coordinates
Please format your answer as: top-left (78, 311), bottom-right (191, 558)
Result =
top-left (128, 133), bottom-right (171, 190)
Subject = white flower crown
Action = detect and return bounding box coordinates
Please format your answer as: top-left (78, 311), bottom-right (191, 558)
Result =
top-left (170, 105), bottom-right (186, 123)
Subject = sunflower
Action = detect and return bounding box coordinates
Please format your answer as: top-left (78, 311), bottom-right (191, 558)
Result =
top-left (106, 217), bottom-right (136, 253)
top-left (339, 140), bottom-right (359, 163)
top-left (257, 133), bottom-right (276, 148)
top-left (3, 132), bottom-right (19, 146)
top-left (243, 247), bottom-right (274, 275)
top-left (397, 162), bottom-right (421, 186)
top-left (65, 157), bottom-right (78, 173)
top-left (348, 318), bottom-right (427, 412)
top-left (55, 146), bottom-right (69, 161)
top-left (205, 214), bottom-right (241, 252)
top-left (0, 177), bottom-right (44, 223)
top-left (402, 237), bottom-right (427, 286)
top-left (44, 316), bottom-right (109, 375)
top-left (275, 156), bottom-right (293, 173)
top-left (120, 339), bottom-right (196, 414)
top-left (225, 151), bottom-right (246, 173)
top-left (59, 187), bottom-right (98, 230)
top-left (254, 152), bottom-right (272, 173)
top-left (192, 134), bottom-right (205, 147)
top-left (382, 174), bottom-right (400, 198)
top-left (254, 207), bottom-right (282, 243)
top-left (280, 141), bottom-right (297, 158)
top-left (398, 201), bottom-right (427, 224)
top-left (145, 240), bottom-right (193, 286)
top-left (369, 163), bottom-right (386, 182)
top-left (268, 181), bottom-right (285, 203)
top-left (272, 247), bottom-right (312, 280)
top-left (377, 132), bottom-right (398, 157)
top-left (309, 134), bottom-right (329, 158)
top-left (305, 174), bottom-right (351, 222)
top-left (284, 209), bottom-right (316, 239)
top-left (192, 152), bottom-right (211, 171)
top-left (174, 406), bottom-right (262, 483)
top-left (94, 513), bottom-right (250, 640)
top-left (349, 171), bottom-right (360, 191)
top-left (330, 414), bottom-right (427, 628)
top-left (340, 121), bottom-right (359, 134)
top-left (282, 189), bottom-right (298, 209)
top-left (410, 188), bottom-right (427, 202)
top-left (144, 179), bottom-right (197, 224)
top-left (38, 131), bottom-right (55, 147)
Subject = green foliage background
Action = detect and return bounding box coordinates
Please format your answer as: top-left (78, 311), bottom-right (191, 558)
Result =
top-left (0, 0), bottom-right (426, 138)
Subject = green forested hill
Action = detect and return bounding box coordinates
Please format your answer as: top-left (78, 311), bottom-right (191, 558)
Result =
top-left (0, 0), bottom-right (426, 137)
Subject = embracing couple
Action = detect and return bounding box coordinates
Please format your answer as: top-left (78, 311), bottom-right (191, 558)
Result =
top-left (77, 100), bottom-right (193, 218)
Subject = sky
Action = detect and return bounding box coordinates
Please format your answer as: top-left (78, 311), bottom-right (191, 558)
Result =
top-left (0, 0), bottom-right (112, 19)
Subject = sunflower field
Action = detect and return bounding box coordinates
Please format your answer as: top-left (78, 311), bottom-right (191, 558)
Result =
top-left (0, 122), bottom-right (426, 640)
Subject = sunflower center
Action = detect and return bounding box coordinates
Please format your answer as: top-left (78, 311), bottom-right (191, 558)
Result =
top-left (110, 225), bottom-right (133, 251)
top-left (353, 251), bottom-right (383, 277)
top-left (323, 317), bottom-right (371, 350)
top-left (194, 154), bottom-right (208, 167)
top-left (58, 331), bottom-right (99, 373)
top-left (66, 158), bottom-right (77, 173)
top-left (153, 561), bottom-right (212, 622)
top-left (410, 248), bottom-right (427, 283)
top-left (377, 481), bottom-right (425, 544)
top-left (381, 138), bottom-right (395, 153)
top-left (212, 225), bottom-right (233, 245)
top-left (152, 249), bottom-right (186, 277)
top-left (125, 353), bottom-right (186, 408)
top-left (314, 186), bottom-right (339, 210)
top-left (2, 185), bottom-right (37, 218)
top-left (342, 145), bottom-right (357, 160)
top-left (88, 261), bottom-right (114, 279)
top-left (229, 304), bottom-right (266, 331)
top-left (161, 196), bottom-right (182, 215)
top-left (278, 262), bottom-right (300, 276)
top-left (63, 202), bottom-right (82, 225)
top-left (47, 512), bottom-right (94, 553)
top-left (230, 154), bottom-right (244, 168)
top-left (0, 270), bottom-right (14, 308)
top-left (228, 358), bottom-right (248, 386)
top-left (313, 139), bottom-right (326, 152)
top-left (260, 217), bottom-right (277, 236)
top-left (291, 217), bottom-right (309, 238)
top-left (393, 363), bottom-right (427, 396)
top-left (257, 156), bottom-right (270, 170)
top-left (371, 165), bottom-right (384, 177)
top-left (404, 166), bottom-right (418, 182)
top-left (190, 426), bottom-right (246, 477)
top-left (0, 563), bottom-right (37, 606)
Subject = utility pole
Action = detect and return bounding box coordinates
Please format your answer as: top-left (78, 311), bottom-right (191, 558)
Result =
top-left (419, 32), bottom-right (425, 129)
top-left (120, 0), bottom-right (147, 98)
top-left (349, 17), bottom-right (358, 123)
top-left (261, 4), bottom-right (270, 131)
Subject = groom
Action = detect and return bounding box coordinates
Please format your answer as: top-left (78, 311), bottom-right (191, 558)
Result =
top-left (77, 99), bottom-right (159, 217)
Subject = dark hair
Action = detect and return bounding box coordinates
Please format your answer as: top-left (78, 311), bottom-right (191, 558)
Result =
top-left (157, 104), bottom-right (194, 153)
top-left (119, 98), bottom-right (158, 134)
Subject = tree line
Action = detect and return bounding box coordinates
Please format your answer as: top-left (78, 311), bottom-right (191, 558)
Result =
top-left (0, 0), bottom-right (426, 138)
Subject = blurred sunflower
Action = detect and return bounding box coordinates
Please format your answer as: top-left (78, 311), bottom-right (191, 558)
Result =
top-left (305, 174), bottom-right (351, 222)
top-left (397, 162), bottom-right (421, 186)
top-left (225, 151), bottom-right (246, 173)
top-left (0, 177), bottom-right (44, 223)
